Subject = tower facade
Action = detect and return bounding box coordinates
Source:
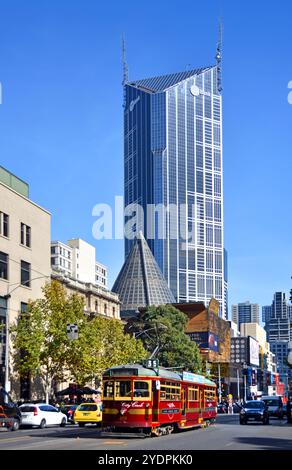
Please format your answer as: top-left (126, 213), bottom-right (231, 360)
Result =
top-left (124, 65), bottom-right (225, 316)
top-left (232, 301), bottom-right (260, 328)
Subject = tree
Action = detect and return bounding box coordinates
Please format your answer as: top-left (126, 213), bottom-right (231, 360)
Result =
top-left (129, 305), bottom-right (202, 373)
top-left (10, 281), bottom-right (147, 402)
top-left (69, 315), bottom-right (147, 386)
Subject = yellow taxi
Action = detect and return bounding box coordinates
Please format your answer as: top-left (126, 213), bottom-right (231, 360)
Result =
top-left (74, 402), bottom-right (102, 427)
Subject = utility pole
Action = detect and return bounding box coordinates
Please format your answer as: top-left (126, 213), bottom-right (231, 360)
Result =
top-left (237, 367), bottom-right (240, 401)
top-left (218, 363), bottom-right (222, 403)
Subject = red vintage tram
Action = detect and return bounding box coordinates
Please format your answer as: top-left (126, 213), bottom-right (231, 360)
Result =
top-left (102, 363), bottom-right (217, 436)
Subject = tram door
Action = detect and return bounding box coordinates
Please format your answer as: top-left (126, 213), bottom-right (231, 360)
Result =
top-left (182, 386), bottom-right (187, 417)
top-left (199, 387), bottom-right (204, 418)
top-left (152, 380), bottom-right (160, 422)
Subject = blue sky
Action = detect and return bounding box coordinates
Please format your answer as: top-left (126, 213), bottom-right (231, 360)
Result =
top-left (0, 0), bottom-right (292, 314)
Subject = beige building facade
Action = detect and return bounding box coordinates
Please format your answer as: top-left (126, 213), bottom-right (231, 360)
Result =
top-left (51, 270), bottom-right (120, 320)
top-left (0, 167), bottom-right (51, 398)
top-left (240, 323), bottom-right (268, 353)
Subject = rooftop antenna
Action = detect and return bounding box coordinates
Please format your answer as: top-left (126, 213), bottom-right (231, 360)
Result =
top-left (215, 19), bottom-right (223, 93)
top-left (122, 34), bottom-right (129, 108)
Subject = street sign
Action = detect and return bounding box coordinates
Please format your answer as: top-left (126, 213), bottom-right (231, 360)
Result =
top-left (66, 324), bottom-right (78, 340)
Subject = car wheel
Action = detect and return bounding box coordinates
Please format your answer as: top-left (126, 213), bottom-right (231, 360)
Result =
top-left (39, 419), bottom-right (46, 429)
top-left (11, 419), bottom-right (20, 431)
top-left (60, 418), bottom-right (66, 428)
top-left (78, 423), bottom-right (85, 427)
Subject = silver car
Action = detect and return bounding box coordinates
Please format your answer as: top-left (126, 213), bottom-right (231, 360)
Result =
top-left (261, 396), bottom-right (284, 419)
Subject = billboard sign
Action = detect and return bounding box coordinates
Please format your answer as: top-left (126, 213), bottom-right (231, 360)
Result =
top-left (188, 332), bottom-right (208, 349)
top-left (188, 331), bottom-right (219, 352)
top-left (248, 336), bottom-right (260, 367)
top-left (208, 333), bottom-right (219, 352)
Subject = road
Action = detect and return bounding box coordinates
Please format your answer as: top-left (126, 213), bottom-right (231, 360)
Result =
top-left (0, 415), bottom-right (291, 450)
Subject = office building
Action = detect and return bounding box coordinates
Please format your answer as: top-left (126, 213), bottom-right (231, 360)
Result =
top-left (264, 292), bottom-right (292, 392)
top-left (262, 305), bottom-right (272, 324)
top-left (51, 271), bottom-right (120, 320)
top-left (240, 323), bottom-right (267, 351)
top-left (51, 238), bottom-right (107, 288)
top-left (232, 302), bottom-right (260, 328)
top-left (265, 292), bottom-right (291, 342)
top-left (0, 166), bottom-right (51, 397)
top-left (123, 48), bottom-right (226, 316)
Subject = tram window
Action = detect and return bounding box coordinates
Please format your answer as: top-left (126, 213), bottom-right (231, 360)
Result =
top-left (204, 388), bottom-right (216, 400)
top-left (160, 382), bottom-right (181, 401)
top-left (115, 380), bottom-right (131, 399)
top-left (189, 388), bottom-right (199, 401)
top-left (133, 381), bottom-right (150, 398)
top-left (104, 381), bottom-right (114, 398)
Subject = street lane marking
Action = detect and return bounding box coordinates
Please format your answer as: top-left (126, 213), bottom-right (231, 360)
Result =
top-left (225, 442), bottom-right (233, 447)
top-left (0, 435), bottom-right (31, 444)
top-left (103, 440), bottom-right (127, 445)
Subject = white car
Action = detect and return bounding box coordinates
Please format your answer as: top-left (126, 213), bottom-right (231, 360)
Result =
top-left (19, 403), bottom-right (67, 428)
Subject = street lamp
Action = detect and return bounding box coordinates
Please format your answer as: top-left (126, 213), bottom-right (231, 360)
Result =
top-left (3, 275), bottom-right (50, 392)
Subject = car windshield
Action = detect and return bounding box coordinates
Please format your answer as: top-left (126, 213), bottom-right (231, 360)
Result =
top-left (20, 406), bottom-right (36, 412)
top-left (262, 399), bottom-right (280, 406)
top-left (245, 401), bottom-right (264, 409)
top-left (78, 404), bottom-right (97, 412)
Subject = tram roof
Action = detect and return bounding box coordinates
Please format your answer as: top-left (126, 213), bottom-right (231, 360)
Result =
top-left (103, 364), bottom-right (216, 387)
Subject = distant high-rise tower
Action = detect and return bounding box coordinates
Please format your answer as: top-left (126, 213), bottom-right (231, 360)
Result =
top-left (232, 302), bottom-right (260, 328)
top-left (123, 48), bottom-right (226, 317)
top-left (264, 292), bottom-right (292, 392)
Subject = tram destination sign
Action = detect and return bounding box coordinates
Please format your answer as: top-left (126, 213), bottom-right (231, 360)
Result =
top-left (143, 359), bottom-right (159, 369)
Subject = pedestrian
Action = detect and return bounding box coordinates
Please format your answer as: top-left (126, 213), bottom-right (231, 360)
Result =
top-left (287, 397), bottom-right (292, 424)
top-left (0, 382), bottom-right (8, 405)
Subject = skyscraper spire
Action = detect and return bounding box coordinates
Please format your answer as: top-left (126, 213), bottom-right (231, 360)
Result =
top-left (122, 34), bottom-right (129, 86)
top-left (215, 19), bottom-right (223, 93)
top-left (122, 34), bottom-right (129, 109)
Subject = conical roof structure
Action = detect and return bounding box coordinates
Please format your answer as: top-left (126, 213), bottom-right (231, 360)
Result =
top-left (112, 233), bottom-right (175, 317)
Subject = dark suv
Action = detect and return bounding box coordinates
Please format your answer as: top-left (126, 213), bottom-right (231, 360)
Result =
top-left (239, 400), bottom-right (269, 425)
top-left (0, 387), bottom-right (22, 431)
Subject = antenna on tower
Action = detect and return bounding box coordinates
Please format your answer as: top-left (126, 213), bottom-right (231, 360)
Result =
top-left (215, 19), bottom-right (223, 93)
top-left (122, 34), bottom-right (129, 108)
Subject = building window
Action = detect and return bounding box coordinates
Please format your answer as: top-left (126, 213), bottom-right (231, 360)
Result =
top-left (21, 302), bottom-right (28, 315)
top-left (21, 261), bottom-right (31, 287)
top-left (104, 304), bottom-right (107, 315)
top-left (112, 307), bottom-right (115, 317)
top-left (21, 223), bottom-right (31, 248)
top-left (0, 252), bottom-right (8, 280)
top-left (0, 212), bottom-right (9, 237)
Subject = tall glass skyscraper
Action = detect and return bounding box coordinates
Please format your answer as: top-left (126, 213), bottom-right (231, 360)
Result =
top-left (124, 63), bottom-right (226, 317)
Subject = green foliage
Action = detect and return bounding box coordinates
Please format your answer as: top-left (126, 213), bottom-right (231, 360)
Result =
top-left (10, 281), bottom-right (147, 399)
top-left (130, 305), bottom-right (202, 373)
